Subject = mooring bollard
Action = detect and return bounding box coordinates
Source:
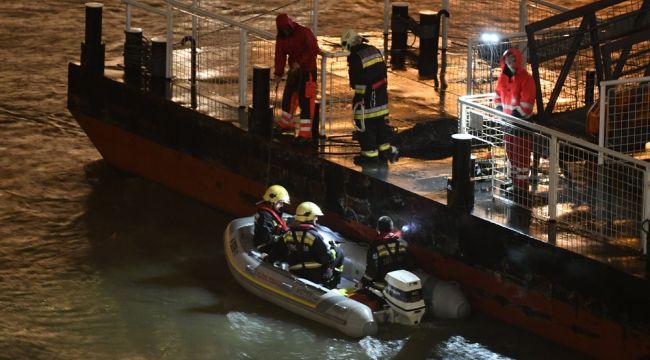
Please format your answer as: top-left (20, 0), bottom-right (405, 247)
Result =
top-left (81, 2), bottom-right (105, 76)
top-left (149, 37), bottom-right (167, 79)
top-left (390, 2), bottom-right (409, 69)
top-left (149, 36), bottom-right (171, 99)
top-left (418, 10), bottom-right (437, 79)
top-left (248, 66), bottom-right (273, 136)
top-left (124, 27), bottom-right (144, 79)
top-left (447, 133), bottom-right (475, 212)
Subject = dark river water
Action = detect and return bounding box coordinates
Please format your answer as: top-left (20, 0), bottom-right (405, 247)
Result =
top-left (0, 1), bottom-right (592, 359)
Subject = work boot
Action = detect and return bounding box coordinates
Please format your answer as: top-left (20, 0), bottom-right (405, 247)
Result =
top-left (353, 155), bottom-right (384, 166)
top-left (380, 146), bottom-right (399, 163)
top-left (272, 126), bottom-right (293, 137)
top-left (293, 136), bottom-right (312, 145)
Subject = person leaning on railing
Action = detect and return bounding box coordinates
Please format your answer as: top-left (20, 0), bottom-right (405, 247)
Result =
top-left (494, 47), bottom-right (537, 194)
top-left (273, 13), bottom-right (319, 145)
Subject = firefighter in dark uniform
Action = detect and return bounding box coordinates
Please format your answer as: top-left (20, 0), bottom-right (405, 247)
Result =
top-left (341, 29), bottom-right (399, 166)
top-left (361, 216), bottom-right (414, 289)
top-left (283, 202), bottom-right (344, 288)
top-left (253, 185), bottom-right (290, 262)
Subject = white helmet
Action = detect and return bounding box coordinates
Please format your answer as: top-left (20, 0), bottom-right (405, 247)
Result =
top-left (295, 201), bottom-right (324, 222)
top-left (263, 185), bottom-right (290, 205)
top-left (341, 29), bottom-right (362, 51)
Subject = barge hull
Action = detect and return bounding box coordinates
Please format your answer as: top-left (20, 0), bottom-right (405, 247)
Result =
top-left (67, 63), bottom-right (650, 359)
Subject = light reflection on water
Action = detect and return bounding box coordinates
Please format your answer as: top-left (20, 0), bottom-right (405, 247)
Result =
top-left (0, 1), bottom-right (593, 359)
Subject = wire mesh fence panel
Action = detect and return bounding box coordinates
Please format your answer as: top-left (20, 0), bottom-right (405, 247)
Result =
top-left (459, 94), bottom-right (650, 255)
top-left (557, 141), bottom-right (646, 251)
top-left (320, 52), bottom-right (354, 138)
top-left (603, 78), bottom-right (650, 156)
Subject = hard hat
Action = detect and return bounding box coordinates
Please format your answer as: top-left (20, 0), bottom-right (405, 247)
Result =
top-left (295, 201), bottom-right (324, 222)
top-left (263, 185), bottom-right (290, 205)
top-left (341, 29), bottom-right (362, 51)
top-left (376, 216), bottom-right (394, 233)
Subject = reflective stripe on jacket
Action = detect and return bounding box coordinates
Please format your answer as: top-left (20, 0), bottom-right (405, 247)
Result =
top-left (494, 47), bottom-right (536, 119)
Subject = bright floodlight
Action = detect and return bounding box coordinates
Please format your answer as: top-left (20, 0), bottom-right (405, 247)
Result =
top-left (480, 32), bottom-right (500, 44)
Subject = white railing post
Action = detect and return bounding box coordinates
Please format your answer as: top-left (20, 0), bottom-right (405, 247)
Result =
top-left (466, 38), bottom-right (474, 95)
top-left (192, 0), bottom-right (198, 47)
top-left (126, 4), bottom-right (132, 31)
top-left (598, 82), bottom-right (607, 165)
top-left (320, 54), bottom-right (328, 137)
top-left (239, 29), bottom-right (248, 108)
top-left (166, 3), bottom-right (173, 79)
top-left (519, 0), bottom-right (527, 33)
top-left (459, 102), bottom-right (467, 134)
top-left (547, 134), bottom-right (558, 221)
top-left (312, 0), bottom-right (319, 37)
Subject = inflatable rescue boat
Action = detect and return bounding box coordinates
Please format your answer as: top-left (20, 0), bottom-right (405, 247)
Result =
top-left (224, 216), bottom-right (470, 337)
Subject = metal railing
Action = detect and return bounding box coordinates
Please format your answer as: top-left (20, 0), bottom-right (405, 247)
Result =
top-left (459, 93), bottom-right (650, 256)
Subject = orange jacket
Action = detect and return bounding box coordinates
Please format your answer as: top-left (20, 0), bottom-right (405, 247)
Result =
top-left (495, 48), bottom-right (536, 119)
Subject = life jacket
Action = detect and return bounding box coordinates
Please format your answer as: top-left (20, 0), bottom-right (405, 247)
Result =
top-left (257, 203), bottom-right (288, 234)
top-left (494, 48), bottom-right (536, 119)
top-left (283, 223), bottom-right (331, 270)
top-left (364, 231), bottom-right (409, 283)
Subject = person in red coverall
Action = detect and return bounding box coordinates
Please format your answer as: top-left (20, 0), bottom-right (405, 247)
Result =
top-left (273, 14), bottom-right (319, 144)
top-left (361, 216), bottom-right (415, 289)
top-left (494, 48), bottom-right (537, 194)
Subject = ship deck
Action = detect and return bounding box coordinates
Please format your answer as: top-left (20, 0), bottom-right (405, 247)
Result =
top-left (104, 61), bottom-right (647, 280)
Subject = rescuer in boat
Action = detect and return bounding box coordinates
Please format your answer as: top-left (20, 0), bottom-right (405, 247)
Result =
top-left (494, 48), bottom-right (537, 197)
top-left (273, 13), bottom-right (319, 145)
top-left (341, 29), bottom-right (399, 166)
top-left (282, 202), bottom-right (345, 288)
top-left (253, 185), bottom-right (290, 262)
top-left (361, 216), bottom-right (415, 290)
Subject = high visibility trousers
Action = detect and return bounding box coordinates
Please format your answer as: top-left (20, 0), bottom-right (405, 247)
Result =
top-left (505, 133), bottom-right (531, 188)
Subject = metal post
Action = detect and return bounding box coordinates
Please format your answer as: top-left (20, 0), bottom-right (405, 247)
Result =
top-left (312, 0), bottom-right (319, 37)
top-left (249, 66), bottom-right (273, 135)
top-left (466, 39), bottom-right (474, 95)
top-left (390, 2), bottom-right (408, 69)
top-left (441, 0), bottom-right (449, 49)
top-left (383, 0), bottom-right (390, 57)
top-left (598, 82), bottom-right (607, 161)
top-left (440, 2), bottom-right (450, 91)
top-left (125, 4), bottom-right (131, 31)
top-left (548, 134), bottom-right (558, 221)
top-left (641, 166), bottom-right (650, 256)
top-left (181, 35), bottom-right (197, 108)
top-left (239, 29), bottom-right (248, 108)
top-left (81, 2), bottom-right (105, 76)
top-left (418, 11), bottom-right (437, 79)
top-left (585, 70), bottom-right (596, 106)
top-left (165, 4), bottom-right (173, 79)
top-left (518, 0), bottom-right (527, 33)
top-left (124, 27), bottom-right (144, 78)
top-left (447, 133), bottom-right (475, 212)
top-left (320, 54), bottom-right (328, 137)
top-left (192, 0), bottom-right (198, 42)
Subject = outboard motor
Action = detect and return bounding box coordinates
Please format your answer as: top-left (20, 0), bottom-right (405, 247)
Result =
top-left (382, 270), bottom-right (426, 325)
